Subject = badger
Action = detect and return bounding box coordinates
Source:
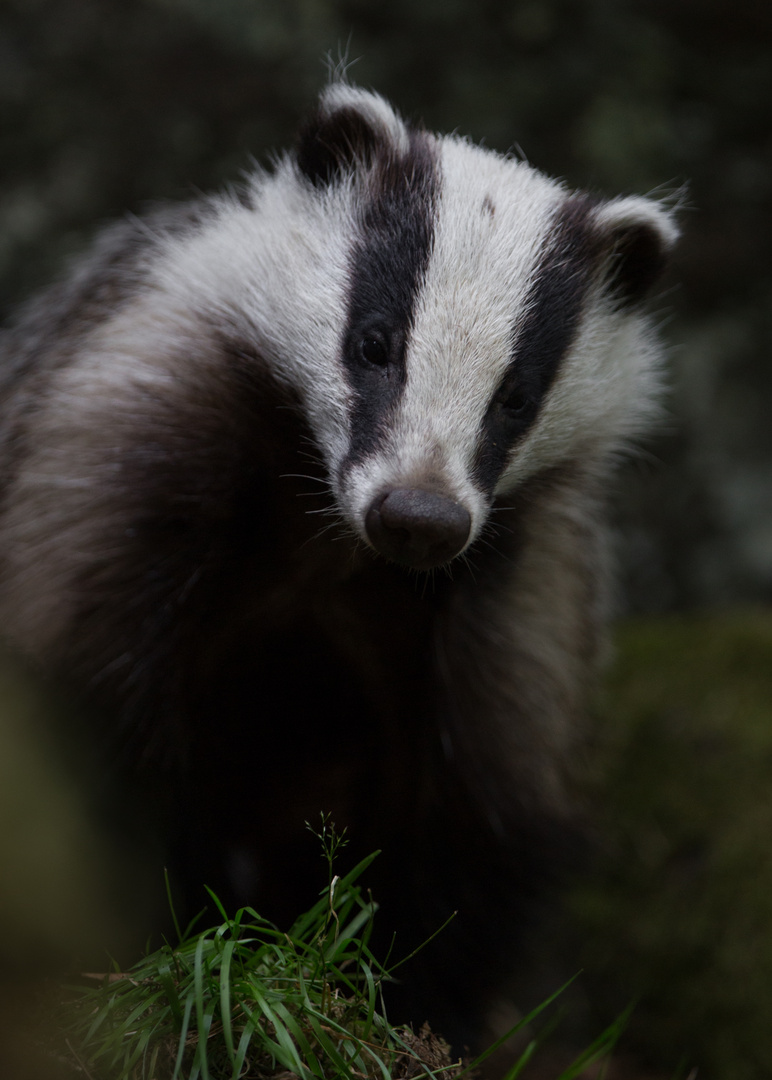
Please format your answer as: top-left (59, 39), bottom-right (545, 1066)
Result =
top-left (0, 83), bottom-right (677, 1047)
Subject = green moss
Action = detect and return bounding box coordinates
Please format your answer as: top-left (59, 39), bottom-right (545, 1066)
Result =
top-left (574, 609), bottom-right (772, 1079)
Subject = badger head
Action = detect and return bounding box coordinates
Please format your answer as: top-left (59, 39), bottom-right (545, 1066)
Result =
top-left (224, 85), bottom-right (679, 572)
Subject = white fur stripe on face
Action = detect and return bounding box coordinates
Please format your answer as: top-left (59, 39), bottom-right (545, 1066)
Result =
top-left (337, 138), bottom-right (565, 544)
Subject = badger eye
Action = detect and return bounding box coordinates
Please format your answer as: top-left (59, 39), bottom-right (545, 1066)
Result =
top-left (359, 333), bottom-right (390, 367)
top-left (500, 386), bottom-right (531, 416)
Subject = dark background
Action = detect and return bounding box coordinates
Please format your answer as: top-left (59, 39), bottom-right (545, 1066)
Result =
top-left (2, 0), bottom-right (771, 615)
top-left (2, 3), bottom-right (772, 1078)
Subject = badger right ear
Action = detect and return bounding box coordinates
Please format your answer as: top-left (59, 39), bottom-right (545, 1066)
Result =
top-left (594, 196), bottom-right (680, 309)
top-left (296, 84), bottom-right (408, 186)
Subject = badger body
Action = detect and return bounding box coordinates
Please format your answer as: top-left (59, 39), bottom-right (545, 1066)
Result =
top-left (0, 85), bottom-right (676, 1045)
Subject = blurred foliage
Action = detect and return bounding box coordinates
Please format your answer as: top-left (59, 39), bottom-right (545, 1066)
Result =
top-left (0, 652), bottom-right (156, 1078)
top-left (571, 610), bottom-right (772, 1080)
top-left (0, 652), bottom-right (159, 970)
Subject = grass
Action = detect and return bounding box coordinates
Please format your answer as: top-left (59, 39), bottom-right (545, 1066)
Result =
top-left (52, 819), bottom-right (630, 1080)
top-left (63, 851), bottom-right (400, 1080)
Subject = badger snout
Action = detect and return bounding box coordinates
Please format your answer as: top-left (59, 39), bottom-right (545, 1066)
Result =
top-left (364, 488), bottom-right (471, 570)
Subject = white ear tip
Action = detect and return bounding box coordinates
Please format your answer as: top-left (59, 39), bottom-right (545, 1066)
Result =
top-left (595, 196), bottom-right (680, 249)
top-left (318, 84), bottom-right (410, 151)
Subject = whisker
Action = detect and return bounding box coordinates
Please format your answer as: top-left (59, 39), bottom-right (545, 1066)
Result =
top-left (304, 504), bottom-right (342, 515)
top-left (280, 472), bottom-right (330, 486)
top-left (308, 520), bottom-right (344, 542)
top-left (457, 550), bottom-right (478, 584)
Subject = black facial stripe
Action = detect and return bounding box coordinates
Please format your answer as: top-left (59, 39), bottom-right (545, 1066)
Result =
top-left (339, 129), bottom-right (439, 472)
top-left (473, 195), bottom-right (600, 495)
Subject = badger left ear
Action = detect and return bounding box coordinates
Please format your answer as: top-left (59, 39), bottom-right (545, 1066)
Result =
top-left (296, 83), bottom-right (409, 187)
top-left (594, 197), bottom-right (680, 309)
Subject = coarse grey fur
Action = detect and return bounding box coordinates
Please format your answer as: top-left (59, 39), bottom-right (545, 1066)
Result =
top-left (0, 83), bottom-right (677, 1048)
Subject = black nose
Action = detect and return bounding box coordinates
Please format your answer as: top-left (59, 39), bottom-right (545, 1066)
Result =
top-left (364, 488), bottom-right (472, 570)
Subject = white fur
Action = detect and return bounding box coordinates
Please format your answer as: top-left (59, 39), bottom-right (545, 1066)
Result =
top-left (129, 96), bottom-right (676, 564)
top-left (146, 96), bottom-right (675, 561)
